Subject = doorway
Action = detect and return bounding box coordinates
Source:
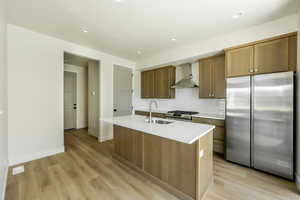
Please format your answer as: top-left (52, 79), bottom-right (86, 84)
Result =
top-left (63, 52), bottom-right (100, 138)
top-left (113, 65), bottom-right (133, 116)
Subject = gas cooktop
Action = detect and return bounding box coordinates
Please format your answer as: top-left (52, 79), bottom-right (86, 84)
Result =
top-left (166, 110), bottom-right (199, 121)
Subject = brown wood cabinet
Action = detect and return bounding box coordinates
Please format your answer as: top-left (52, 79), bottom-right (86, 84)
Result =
top-left (225, 33), bottom-right (297, 77)
top-left (192, 117), bottom-right (225, 154)
top-left (141, 66), bottom-right (175, 99)
top-left (113, 125), bottom-right (214, 200)
top-left (141, 70), bottom-right (156, 98)
top-left (254, 38), bottom-right (289, 74)
top-left (199, 55), bottom-right (225, 98)
top-left (226, 46), bottom-right (254, 77)
top-left (199, 59), bottom-right (211, 98)
top-left (289, 36), bottom-right (297, 71)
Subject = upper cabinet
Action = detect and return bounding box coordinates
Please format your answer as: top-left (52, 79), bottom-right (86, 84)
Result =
top-left (199, 55), bottom-right (225, 99)
top-left (141, 66), bottom-right (175, 99)
top-left (141, 70), bottom-right (156, 98)
top-left (225, 33), bottom-right (297, 78)
top-left (226, 46), bottom-right (254, 77)
top-left (254, 38), bottom-right (289, 74)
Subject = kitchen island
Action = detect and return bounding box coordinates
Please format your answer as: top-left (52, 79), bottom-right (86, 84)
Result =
top-left (103, 115), bottom-right (215, 200)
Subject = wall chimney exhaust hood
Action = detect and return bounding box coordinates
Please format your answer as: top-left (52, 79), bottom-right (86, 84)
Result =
top-left (171, 63), bottom-right (198, 88)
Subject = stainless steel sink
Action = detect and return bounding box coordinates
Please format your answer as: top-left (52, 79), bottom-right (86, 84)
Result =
top-left (146, 118), bottom-right (173, 124)
top-left (154, 119), bottom-right (173, 124)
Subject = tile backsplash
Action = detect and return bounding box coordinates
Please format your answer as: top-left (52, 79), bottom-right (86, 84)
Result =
top-left (133, 87), bottom-right (225, 115)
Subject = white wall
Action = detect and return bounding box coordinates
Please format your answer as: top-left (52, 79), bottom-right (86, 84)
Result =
top-left (7, 24), bottom-right (136, 165)
top-left (88, 61), bottom-right (100, 138)
top-left (64, 64), bottom-right (88, 129)
top-left (0, 0), bottom-right (7, 198)
top-left (137, 14), bottom-right (298, 69)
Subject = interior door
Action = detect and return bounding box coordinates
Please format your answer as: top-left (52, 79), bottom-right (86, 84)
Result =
top-left (113, 65), bottom-right (133, 116)
top-left (64, 71), bottom-right (77, 130)
top-left (253, 72), bottom-right (294, 179)
top-left (226, 76), bottom-right (251, 167)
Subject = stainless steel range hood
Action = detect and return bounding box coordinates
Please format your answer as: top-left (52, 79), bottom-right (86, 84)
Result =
top-left (171, 63), bottom-right (198, 88)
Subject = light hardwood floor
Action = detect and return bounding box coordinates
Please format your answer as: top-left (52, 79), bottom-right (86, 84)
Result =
top-left (5, 129), bottom-right (300, 200)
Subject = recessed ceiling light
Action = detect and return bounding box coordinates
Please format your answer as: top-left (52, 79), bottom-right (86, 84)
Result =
top-left (82, 29), bottom-right (88, 33)
top-left (137, 50), bottom-right (142, 55)
top-left (115, 0), bottom-right (124, 3)
top-left (232, 11), bottom-right (244, 19)
top-left (171, 38), bottom-right (177, 41)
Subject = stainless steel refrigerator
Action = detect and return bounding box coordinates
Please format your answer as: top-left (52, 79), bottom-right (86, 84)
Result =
top-left (226, 71), bottom-right (294, 180)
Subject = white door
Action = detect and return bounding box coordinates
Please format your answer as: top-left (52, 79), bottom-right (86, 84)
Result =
top-left (113, 65), bottom-right (133, 116)
top-left (64, 71), bottom-right (77, 129)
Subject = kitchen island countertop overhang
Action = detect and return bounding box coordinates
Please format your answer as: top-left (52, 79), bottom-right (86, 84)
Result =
top-left (102, 115), bottom-right (215, 144)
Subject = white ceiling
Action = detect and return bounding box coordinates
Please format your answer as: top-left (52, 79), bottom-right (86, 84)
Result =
top-left (8, 0), bottom-right (300, 61)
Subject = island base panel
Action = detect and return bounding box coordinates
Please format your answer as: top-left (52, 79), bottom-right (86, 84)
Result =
top-left (113, 125), bottom-right (214, 200)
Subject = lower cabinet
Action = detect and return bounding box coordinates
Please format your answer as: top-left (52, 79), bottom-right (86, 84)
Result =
top-left (192, 117), bottom-right (225, 154)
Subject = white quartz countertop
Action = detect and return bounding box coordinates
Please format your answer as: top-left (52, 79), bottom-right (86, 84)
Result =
top-left (102, 115), bottom-right (215, 144)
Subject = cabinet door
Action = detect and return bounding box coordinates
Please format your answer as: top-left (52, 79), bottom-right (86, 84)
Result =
top-left (254, 38), bottom-right (289, 74)
top-left (155, 67), bottom-right (175, 98)
top-left (226, 46), bottom-right (254, 77)
top-left (212, 56), bottom-right (226, 98)
top-left (199, 59), bottom-right (212, 98)
top-left (288, 36), bottom-right (297, 71)
top-left (141, 70), bottom-right (155, 98)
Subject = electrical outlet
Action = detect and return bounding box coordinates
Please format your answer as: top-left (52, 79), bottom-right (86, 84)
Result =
top-left (199, 150), bottom-right (204, 158)
top-left (12, 165), bottom-right (25, 175)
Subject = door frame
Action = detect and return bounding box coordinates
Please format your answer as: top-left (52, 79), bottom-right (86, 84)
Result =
top-left (63, 51), bottom-right (101, 136)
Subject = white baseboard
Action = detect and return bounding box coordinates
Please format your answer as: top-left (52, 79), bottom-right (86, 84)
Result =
top-left (99, 134), bottom-right (113, 142)
top-left (1, 160), bottom-right (8, 200)
top-left (296, 174), bottom-right (300, 191)
top-left (9, 146), bottom-right (65, 166)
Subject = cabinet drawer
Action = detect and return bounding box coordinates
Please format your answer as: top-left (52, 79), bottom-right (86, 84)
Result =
top-left (213, 139), bottom-right (224, 154)
top-left (213, 127), bottom-right (225, 141)
top-left (192, 117), bottom-right (224, 127)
